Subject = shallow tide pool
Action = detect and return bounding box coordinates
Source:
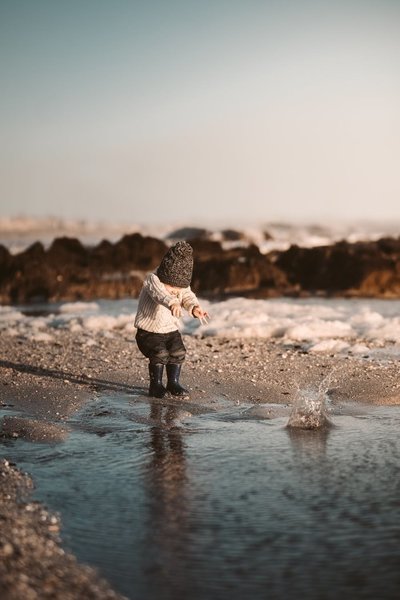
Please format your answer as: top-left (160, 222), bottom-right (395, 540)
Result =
top-left (2, 395), bottom-right (400, 600)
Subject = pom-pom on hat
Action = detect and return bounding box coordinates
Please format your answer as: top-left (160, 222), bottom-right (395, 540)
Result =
top-left (157, 241), bottom-right (193, 287)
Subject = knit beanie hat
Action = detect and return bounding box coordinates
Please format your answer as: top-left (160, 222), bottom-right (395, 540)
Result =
top-left (157, 241), bottom-right (193, 287)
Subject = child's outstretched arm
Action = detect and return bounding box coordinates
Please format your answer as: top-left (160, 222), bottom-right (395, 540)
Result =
top-left (144, 273), bottom-right (179, 308)
top-left (181, 288), bottom-right (210, 322)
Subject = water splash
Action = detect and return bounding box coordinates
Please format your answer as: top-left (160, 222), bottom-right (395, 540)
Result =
top-left (286, 371), bottom-right (335, 430)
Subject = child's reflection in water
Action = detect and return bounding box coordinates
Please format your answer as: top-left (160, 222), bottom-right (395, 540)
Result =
top-left (143, 402), bottom-right (194, 598)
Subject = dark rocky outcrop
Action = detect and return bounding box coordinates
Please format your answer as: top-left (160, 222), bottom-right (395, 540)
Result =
top-left (111, 233), bottom-right (166, 271)
top-left (1, 234), bottom-right (400, 303)
top-left (0, 234), bottom-right (167, 304)
top-left (190, 239), bottom-right (225, 261)
top-left (88, 233), bottom-right (166, 274)
top-left (276, 238), bottom-right (400, 297)
top-left (166, 227), bottom-right (212, 241)
top-left (192, 243), bottom-right (289, 297)
top-left (6, 242), bottom-right (54, 303)
top-left (0, 244), bottom-right (12, 286)
top-left (220, 229), bottom-right (246, 242)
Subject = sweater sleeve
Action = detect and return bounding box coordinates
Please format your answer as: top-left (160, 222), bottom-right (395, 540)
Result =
top-left (181, 286), bottom-right (199, 315)
top-left (144, 273), bottom-right (177, 308)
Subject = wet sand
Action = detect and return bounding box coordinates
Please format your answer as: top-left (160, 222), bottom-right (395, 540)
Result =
top-left (1, 329), bottom-right (400, 598)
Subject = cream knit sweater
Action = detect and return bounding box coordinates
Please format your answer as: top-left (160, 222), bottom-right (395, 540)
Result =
top-left (134, 273), bottom-right (199, 333)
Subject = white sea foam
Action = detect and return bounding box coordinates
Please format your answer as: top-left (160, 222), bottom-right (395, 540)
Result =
top-left (350, 344), bottom-right (371, 355)
top-left (309, 340), bottom-right (350, 354)
top-left (0, 305), bottom-right (25, 322)
top-left (366, 320), bottom-right (400, 343)
top-left (285, 320), bottom-right (354, 341)
top-left (1, 297), bottom-right (400, 358)
top-left (59, 302), bottom-right (100, 313)
top-left (81, 314), bottom-right (136, 332)
top-left (183, 297), bottom-right (400, 358)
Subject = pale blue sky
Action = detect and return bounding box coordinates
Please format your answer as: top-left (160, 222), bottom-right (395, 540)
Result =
top-left (1, 0), bottom-right (399, 225)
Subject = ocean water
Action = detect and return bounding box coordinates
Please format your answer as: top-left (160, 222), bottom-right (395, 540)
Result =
top-left (2, 217), bottom-right (400, 254)
top-left (2, 393), bottom-right (400, 600)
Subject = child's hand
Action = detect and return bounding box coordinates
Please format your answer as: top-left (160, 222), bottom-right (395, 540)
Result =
top-left (170, 303), bottom-right (182, 318)
top-left (193, 306), bottom-right (210, 323)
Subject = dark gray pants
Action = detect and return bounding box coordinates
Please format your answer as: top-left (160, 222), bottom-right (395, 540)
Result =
top-left (135, 328), bottom-right (186, 365)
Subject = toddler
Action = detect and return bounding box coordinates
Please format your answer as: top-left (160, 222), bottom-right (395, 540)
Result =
top-left (135, 241), bottom-right (209, 398)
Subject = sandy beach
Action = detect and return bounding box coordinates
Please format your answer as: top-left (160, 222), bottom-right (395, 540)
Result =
top-left (1, 329), bottom-right (400, 599)
top-left (2, 0), bottom-right (400, 594)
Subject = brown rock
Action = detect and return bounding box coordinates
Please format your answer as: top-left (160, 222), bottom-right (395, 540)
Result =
top-left (220, 229), bottom-right (245, 242)
top-left (0, 233), bottom-right (166, 303)
top-left (47, 237), bottom-right (88, 269)
top-left (190, 239), bottom-right (225, 261)
top-left (275, 239), bottom-right (400, 295)
top-left (9, 242), bottom-right (55, 303)
top-left (192, 244), bottom-right (288, 296)
top-left (166, 226), bottom-right (212, 241)
top-left (0, 244), bottom-right (12, 283)
top-left (112, 233), bottom-right (166, 271)
top-left (2, 233), bottom-right (400, 303)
